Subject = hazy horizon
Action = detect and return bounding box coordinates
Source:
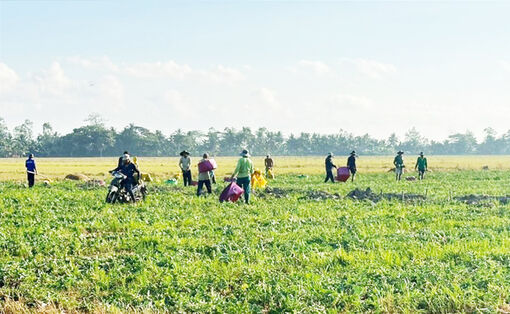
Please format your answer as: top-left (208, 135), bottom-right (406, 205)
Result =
top-left (1, 1), bottom-right (510, 141)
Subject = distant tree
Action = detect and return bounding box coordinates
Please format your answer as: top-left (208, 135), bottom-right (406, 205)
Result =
top-left (36, 123), bottom-right (60, 156)
top-left (84, 113), bottom-right (106, 127)
top-left (0, 116), bottom-right (507, 157)
top-left (11, 119), bottom-right (36, 157)
top-left (446, 131), bottom-right (478, 154)
top-left (199, 128), bottom-right (221, 156)
top-left (386, 133), bottom-right (400, 153)
top-left (401, 127), bottom-right (428, 154)
top-left (0, 118), bottom-right (12, 157)
top-left (478, 127), bottom-right (500, 154)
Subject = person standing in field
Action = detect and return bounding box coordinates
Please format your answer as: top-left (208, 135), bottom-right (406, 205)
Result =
top-left (264, 154), bottom-right (274, 178)
top-left (394, 151), bottom-right (405, 181)
top-left (415, 152), bottom-right (428, 180)
top-left (179, 150), bottom-right (192, 186)
top-left (347, 150), bottom-right (357, 182)
top-left (25, 153), bottom-right (37, 188)
top-left (324, 153), bottom-right (337, 183)
top-left (231, 149), bottom-right (254, 204)
top-left (197, 153), bottom-right (213, 196)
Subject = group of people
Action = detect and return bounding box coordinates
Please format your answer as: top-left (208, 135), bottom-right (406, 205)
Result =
top-left (324, 151), bottom-right (358, 183)
top-left (179, 149), bottom-right (275, 204)
top-left (24, 150), bottom-right (428, 202)
top-left (393, 151), bottom-right (428, 181)
top-left (324, 151), bottom-right (428, 182)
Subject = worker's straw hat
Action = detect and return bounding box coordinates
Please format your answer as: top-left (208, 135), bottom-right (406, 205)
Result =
top-left (397, 150), bottom-right (404, 154)
top-left (419, 152), bottom-right (424, 156)
top-left (180, 150), bottom-right (190, 156)
top-left (240, 149), bottom-right (250, 157)
top-left (350, 150), bottom-right (356, 155)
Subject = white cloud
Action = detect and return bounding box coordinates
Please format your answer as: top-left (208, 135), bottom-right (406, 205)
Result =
top-left (339, 58), bottom-right (396, 79)
top-left (29, 62), bottom-right (72, 96)
top-left (500, 60), bottom-right (510, 72)
top-left (253, 87), bottom-right (280, 109)
top-left (199, 64), bottom-right (245, 84)
top-left (91, 75), bottom-right (125, 109)
top-left (66, 57), bottom-right (247, 85)
top-left (328, 94), bottom-right (373, 109)
top-left (296, 60), bottom-right (331, 74)
top-left (288, 59), bottom-right (331, 75)
top-left (67, 55), bottom-right (119, 72)
top-left (0, 63), bottom-right (19, 93)
top-left (124, 61), bottom-right (193, 79)
top-left (162, 89), bottom-right (194, 117)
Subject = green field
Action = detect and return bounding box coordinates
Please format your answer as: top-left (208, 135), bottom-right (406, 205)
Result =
top-left (1, 158), bottom-right (510, 312)
top-left (2, 155), bottom-right (510, 182)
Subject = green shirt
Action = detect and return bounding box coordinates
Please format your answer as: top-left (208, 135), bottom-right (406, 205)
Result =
top-left (415, 157), bottom-right (427, 170)
top-left (394, 155), bottom-right (404, 168)
top-left (233, 157), bottom-right (254, 178)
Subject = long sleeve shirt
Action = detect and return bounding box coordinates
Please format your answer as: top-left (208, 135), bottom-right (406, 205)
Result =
top-left (325, 157), bottom-right (336, 171)
top-left (112, 163), bottom-right (140, 179)
top-left (264, 158), bottom-right (274, 169)
top-left (347, 156), bottom-right (356, 168)
top-left (232, 157), bottom-right (254, 178)
top-left (394, 155), bottom-right (404, 168)
top-left (415, 157), bottom-right (428, 170)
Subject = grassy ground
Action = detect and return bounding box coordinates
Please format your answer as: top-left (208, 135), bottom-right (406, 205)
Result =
top-left (1, 155), bottom-right (510, 182)
top-left (0, 161), bottom-right (509, 312)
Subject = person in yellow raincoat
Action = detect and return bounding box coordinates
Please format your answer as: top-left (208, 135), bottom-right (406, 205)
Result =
top-left (251, 169), bottom-right (267, 190)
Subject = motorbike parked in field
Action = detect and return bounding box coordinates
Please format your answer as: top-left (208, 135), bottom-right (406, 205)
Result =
top-left (106, 171), bottom-right (147, 203)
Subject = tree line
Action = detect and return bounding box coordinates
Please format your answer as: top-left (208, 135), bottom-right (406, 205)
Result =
top-left (0, 116), bottom-right (508, 157)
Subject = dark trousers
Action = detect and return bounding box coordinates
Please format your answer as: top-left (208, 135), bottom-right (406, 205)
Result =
top-left (324, 170), bottom-right (335, 183)
top-left (123, 179), bottom-right (136, 202)
top-left (182, 170), bottom-right (192, 186)
top-left (237, 177), bottom-right (251, 204)
top-left (197, 180), bottom-right (212, 196)
top-left (27, 173), bottom-right (35, 188)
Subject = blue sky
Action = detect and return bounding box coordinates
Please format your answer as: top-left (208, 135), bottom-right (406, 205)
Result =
top-left (1, 0), bottom-right (510, 140)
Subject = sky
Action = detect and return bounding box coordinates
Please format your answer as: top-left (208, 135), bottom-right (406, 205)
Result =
top-left (1, 0), bottom-right (510, 141)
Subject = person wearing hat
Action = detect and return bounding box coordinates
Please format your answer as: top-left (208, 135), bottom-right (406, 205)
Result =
top-left (179, 150), bottom-right (192, 186)
top-left (25, 153), bottom-right (37, 188)
top-left (415, 152), bottom-right (428, 180)
top-left (393, 151), bottom-right (405, 181)
top-left (347, 151), bottom-right (357, 182)
top-left (264, 154), bottom-right (274, 178)
top-left (231, 149), bottom-right (254, 204)
top-left (324, 153), bottom-right (337, 183)
top-left (197, 153), bottom-right (213, 196)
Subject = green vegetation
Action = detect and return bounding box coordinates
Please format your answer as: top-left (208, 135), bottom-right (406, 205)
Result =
top-left (1, 117), bottom-right (509, 158)
top-left (1, 171), bottom-right (510, 312)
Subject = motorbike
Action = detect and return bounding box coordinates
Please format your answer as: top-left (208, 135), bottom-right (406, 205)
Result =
top-left (106, 171), bottom-right (147, 203)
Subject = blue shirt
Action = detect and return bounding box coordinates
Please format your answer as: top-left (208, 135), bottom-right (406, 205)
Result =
top-left (26, 159), bottom-right (36, 172)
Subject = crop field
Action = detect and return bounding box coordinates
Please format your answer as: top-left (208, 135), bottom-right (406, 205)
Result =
top-left (2, 155), bottom-right (510, 182)
top-left (1, 156), bottom-right (510, 312)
